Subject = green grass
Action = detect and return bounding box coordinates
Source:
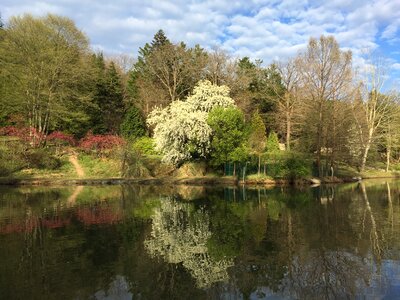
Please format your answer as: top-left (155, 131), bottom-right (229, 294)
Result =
top-left (77, 153), bottom-right (121, 178)
top-left (12, 156), bottom-right (76, 179)
top-left (246, 174), bottom-right (274, 180)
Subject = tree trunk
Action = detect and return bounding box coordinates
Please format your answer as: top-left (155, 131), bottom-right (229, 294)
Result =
top-left (286, 111), bottom-right (291, 151)
top-left (360, 128), bottom-right (374, 172)
top-left (316, 101), bottom-right (323, 176)
top-left (258, 154), bottom-right (261, 175)
top-left (386, 147), bottom-right (391, 172)
top-left (233, 162), bottom-right (236, 177)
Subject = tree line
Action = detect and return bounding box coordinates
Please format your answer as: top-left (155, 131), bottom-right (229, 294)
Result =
top-left (1, 13), bottom-right (399, 176)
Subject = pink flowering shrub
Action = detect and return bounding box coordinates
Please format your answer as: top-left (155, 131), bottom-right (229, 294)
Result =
top-left (0, 126), bottom-right (44, 146)
top-left (46, 131), bottom-right (76, 146)
top-left (79, 132), bottom-right (125, 154)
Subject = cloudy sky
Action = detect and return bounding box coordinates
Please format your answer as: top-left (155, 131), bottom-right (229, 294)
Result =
top-left (1, 0), bottom-right (400, 83)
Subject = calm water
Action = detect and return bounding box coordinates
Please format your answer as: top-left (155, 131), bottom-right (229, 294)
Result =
top-left (0, 181), bottom-right (400, 299)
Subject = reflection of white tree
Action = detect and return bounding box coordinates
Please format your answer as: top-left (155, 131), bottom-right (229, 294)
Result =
top-left (144, 197), bottom-right (233, 288)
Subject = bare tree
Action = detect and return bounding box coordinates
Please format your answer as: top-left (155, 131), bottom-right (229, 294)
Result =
top-left (275, 58), bottom-right (302, 151)
top-left (354, 55), bottom-right (397, 172)
top-left (296, 36), bottom-right (352, 175)
top-left (145, 43), bottom-right (207, 103)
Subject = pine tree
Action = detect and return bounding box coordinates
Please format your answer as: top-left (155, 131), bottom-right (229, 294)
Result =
top-left (120, 106), bottom-right (145, 139)
top-left (103, 61), bottom-right (124, 133)
top-left (266, 131), bottom-right (280, 153)
top-left (150, 29), bottom-right (170, 50)
top-left (248, 111), bottom-right (267, 174)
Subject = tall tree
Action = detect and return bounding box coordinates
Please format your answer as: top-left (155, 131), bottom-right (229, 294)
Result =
top-left (354, 56), bottom-right (398, 172)
top-left (248, 110), bottom-right (267, 175)
top-left (297, 36), bottom-right (352, 175)
top-left (147, 80), bottom-right (234, 165)
top-left (103, 61), bottom-right (124, 133)
top-left (120, 105), bottom-right (146, 140)
top-left (275, 58), bottom-right (301, 151)
top-left (131, 31), bottom-right (207, 116)
top-left (208, 107), bottom-right (246, 174)
top-left (0, 14), bottom-right (91, 144)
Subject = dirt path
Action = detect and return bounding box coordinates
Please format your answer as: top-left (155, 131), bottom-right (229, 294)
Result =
top-left (69, 154), bottom-right (85, 178)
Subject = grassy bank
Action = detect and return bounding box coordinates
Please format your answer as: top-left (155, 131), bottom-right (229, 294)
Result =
top-left (1, 138), bottom-right (400, 186)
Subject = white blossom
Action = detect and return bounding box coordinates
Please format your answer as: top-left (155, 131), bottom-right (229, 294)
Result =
top-left (147, 80), bottom-right (235, 165)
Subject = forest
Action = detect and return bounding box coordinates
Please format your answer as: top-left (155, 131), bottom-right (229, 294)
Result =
top-left (0, 13), bottom-right (399, 181)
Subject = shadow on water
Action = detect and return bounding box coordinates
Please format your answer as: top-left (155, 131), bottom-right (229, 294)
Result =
top-left (0, 181), bottom-right (400, 299)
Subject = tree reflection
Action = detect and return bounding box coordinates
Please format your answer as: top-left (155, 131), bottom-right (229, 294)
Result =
top-left (144, 197), bottom-right (234, 288)
top-left (0, 183), bottom-right (400, 298)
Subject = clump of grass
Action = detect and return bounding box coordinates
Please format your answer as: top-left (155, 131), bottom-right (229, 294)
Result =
top-left (78, 153), bottom-right (121, 178)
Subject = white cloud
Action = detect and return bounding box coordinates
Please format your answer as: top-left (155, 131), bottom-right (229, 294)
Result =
top-left (392, 63), bottom-right (400, 71)
top-left (1, 0), bottom-right (400, 76)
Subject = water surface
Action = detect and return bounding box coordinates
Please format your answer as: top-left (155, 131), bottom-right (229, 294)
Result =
top-left (0, 181), bottom-right (399, 299)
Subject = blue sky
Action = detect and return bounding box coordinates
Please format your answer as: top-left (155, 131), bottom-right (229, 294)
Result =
top-left (1, 0), bottom-right (400, 85)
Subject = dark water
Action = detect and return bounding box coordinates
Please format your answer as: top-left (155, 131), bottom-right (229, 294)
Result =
top-left (0, 181), bottom-right (400, 300)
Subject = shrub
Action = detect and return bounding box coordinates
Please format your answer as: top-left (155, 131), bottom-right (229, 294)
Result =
top-left (132, 137), bottom-right (158, 155)
top-left (26, 149), bottom-right (61, 170)
top-left (79, 133), bottom-right (125, 153)
top-left (284, 156), bottom-right (312, 180)
top-left (46, 131), bottom-right (75, 146)
top-left (0, 126), bottom-right (44, 146)
top-left (120, 147), bottom-right (151, 178)
top-left (0, 144), bottom-right (26, 176)
top-left (265, 131), bottom-right (280, 153)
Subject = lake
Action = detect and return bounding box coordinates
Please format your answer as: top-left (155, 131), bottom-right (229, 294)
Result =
top-left (0, 181), bottom-right (399, 299)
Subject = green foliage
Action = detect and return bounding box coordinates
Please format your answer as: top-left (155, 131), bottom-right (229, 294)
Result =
top-left (248, 110), bottom-right (266, 153)
top-left (230, 144), bottom-right (249, 163)
top-left (262, 152), bottom-right (312, 180)
top-left (77, 153), bottom-right (121, 177)
top-left (85, 55), bottom-right (125, 135)
top-left (151, 29), bottom-right (171, 49)
top-left (266, 131), bottom-right (280, 153)
top-left (132, 137), bottom-right (158, 155)
top-left (147, 80), bottom-right (234, 165)
top-left (120, 106), bottom-right (146, 139)
top-left (284, 156), bottom-right (311, 180)
top-left (26, 149), bottom-right (61, 170)
top-left (208, 107), bottom-right (246, 166)
top-left (1, 14), bottom-right (91, 141)
top-left (120, 146), bottom-right (151, 178)
top-left (0, 143), bottom-right (25, 176)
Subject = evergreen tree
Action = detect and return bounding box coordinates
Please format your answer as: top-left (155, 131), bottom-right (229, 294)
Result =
top-left (120, 106), bottom-right (145, 139)
top-left (103, 61), bottom-right (124, 133)
top-left (150, 29), bottom-right (170, 50)
top-left (86, 56), bottom-right (124, 134)
top-left (248, 111), bottom-right (267, 174)
top-left (266, 131), bottom-right (280, 153)
top-left (86, 53), bottom-right (108, 134)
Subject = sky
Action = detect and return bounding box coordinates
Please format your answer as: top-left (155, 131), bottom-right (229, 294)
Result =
top-left (1, 0), bottom-right (400, 85)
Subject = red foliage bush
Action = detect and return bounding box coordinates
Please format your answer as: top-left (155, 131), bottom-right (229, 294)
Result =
top-left (0, 126), bottom-right (44, 146)
top-left (46, 131), bottom-right (76, 146)
top-left (79, 132), bottom-right (125, 152)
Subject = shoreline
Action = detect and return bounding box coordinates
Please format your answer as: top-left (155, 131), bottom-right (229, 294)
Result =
top-left (0, 175), bottom-right (382, 187)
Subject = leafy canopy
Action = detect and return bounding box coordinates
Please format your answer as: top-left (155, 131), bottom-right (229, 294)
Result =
top-left (147, 80), bottom-right (235, 165)
top-left (208, 107), bottom-right (247, 166)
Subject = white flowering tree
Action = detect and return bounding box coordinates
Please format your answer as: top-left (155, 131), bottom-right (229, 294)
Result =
top-left (147, 80), bottom-right (235, 165)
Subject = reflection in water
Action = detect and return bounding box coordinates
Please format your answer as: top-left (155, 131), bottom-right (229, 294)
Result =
top-left (0, 182), bottom-right (399, 299)
top-left (144, 197), bottom-right (234, 288)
